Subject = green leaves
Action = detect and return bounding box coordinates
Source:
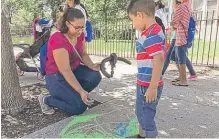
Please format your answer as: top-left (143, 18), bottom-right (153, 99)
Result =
top-left (8, 0), bottom-right (61, 26)
top-left (8, 0), bottom-right (129, 26)
top-left (83, 0), bottom-right (129, 23)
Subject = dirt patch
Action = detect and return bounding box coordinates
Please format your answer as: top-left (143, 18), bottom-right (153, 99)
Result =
top-left (1, 83), bottom-right (102, 138)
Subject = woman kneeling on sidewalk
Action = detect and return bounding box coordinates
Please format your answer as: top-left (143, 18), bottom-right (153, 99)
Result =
top-left (38, 8), bottom-right (101, 115)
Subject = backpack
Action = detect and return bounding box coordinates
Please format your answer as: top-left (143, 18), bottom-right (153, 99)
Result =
top-left (187, 16), bottom-right (196, 48)
top-left (39, 42), bottom-right (48, 76)
top-left (85, 20), bottom-right (93, 42)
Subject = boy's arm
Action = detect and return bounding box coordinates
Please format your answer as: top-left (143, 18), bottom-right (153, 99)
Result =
top-left (144, 35), bottom-right (164, 103)
top-left (149, 54), bottom-right (163, 89)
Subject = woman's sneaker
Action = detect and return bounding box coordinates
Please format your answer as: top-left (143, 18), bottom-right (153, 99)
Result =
top-left (38, 94), bottom-right (55, 115)
top-left (187, 75), bottom-right (197, 80)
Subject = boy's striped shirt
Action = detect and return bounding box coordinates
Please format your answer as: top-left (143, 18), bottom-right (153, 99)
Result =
top-left (136, 23), bottom-right (165, 87)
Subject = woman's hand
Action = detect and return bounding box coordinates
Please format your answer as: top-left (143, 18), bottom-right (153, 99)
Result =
top-left (79, 89), bottom-right (93, 105)
top-left (91, 63), bottom-right (100, 71)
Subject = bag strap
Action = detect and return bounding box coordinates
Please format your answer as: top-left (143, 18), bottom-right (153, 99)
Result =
top-left (64, 34), bottom-right (83, 62)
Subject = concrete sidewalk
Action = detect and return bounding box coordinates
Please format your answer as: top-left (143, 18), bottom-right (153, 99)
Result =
top-left (21, 56), bottom-right (219, 138)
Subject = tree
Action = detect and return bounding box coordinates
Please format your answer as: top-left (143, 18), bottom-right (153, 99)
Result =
top-left (83, 0), bottom-right (129, 23)
top-left (8, 0), bottom-right (61, 26)
top-left (46, 0), bottom-right (62, 21)
top-left (1, 0), bottom-right (26, 115)
top-left (83, 0), bottom-right (130, 41)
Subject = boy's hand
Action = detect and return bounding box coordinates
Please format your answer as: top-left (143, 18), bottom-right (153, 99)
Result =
top-left (144, 87), bottom-right (157, 104)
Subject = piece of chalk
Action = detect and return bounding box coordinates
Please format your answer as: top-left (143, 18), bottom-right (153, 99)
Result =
top-left (88, 98), bottom-right (94, 103)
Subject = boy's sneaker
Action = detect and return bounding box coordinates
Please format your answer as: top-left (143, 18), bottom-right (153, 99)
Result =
top-left (38, 94), bottom-right (55, 115)
top-left (187, 75), bottom-right (197, 80)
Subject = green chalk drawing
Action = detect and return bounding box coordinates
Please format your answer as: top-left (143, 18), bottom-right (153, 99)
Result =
top-left (115, 117), bottom-right (138, 137)
top-left (60, 114), bottom-right (101, 138)
top-left (126, 117), bottom-right (138, 136)
top-left (60, 113), bottom-right (139, 138)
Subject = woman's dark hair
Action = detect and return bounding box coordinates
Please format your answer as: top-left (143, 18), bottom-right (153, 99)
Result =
top-left (59, 8), bottom-right (85, 33)
top-left (155, 0), bottom-right (165, 9)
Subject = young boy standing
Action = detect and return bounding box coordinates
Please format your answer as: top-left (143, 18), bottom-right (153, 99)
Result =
top-left (127, 0), bottom-right (165, 138)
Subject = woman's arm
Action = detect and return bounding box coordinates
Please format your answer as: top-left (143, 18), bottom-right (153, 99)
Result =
top-left (53, 48), bottom-right (92, 105)
top-left (81, 40), bottom-right (96, 70)
top-left (171, 6), bottom-right (182, 28)
top-left (53, 48), bottom-right (84, 93)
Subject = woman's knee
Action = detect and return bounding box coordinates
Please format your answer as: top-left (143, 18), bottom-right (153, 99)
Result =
top-left (72, 103), bottom-right (87, 115)
top-left (90, 71), bottom-right (102, 85)
top-left (95, 71), bottom-right (102, 83)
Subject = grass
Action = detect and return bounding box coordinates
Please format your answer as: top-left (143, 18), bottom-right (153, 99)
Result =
top-left (12, 36), bottom-right (34, 45)
top-left (187, 39), bottom-right (219, 64)
top-left (86, 39), bottom-right (136, 57)
top-left (87, 39), bottom-right (219, 62)
top-left (12, 36), bottom-right (219, 64)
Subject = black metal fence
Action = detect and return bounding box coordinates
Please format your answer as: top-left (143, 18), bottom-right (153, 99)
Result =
top-left (86, 10), bottom-right (219, 67)
top-left (10, 11), bottom-right (219, 67)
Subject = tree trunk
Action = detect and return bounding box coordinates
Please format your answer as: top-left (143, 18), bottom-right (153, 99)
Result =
top-left (51, 9), bottom-right (57, 22)
top-left (50, 0), bottom-right (61, 23)
top-left (1, 3), bottom-right (26, 115)
top-left (33, 12), bottom-right (38, 19)
top-left (41, 11), bottom-right (45, 18)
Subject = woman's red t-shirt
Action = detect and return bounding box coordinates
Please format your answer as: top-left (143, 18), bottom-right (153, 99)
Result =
top-left (46, 31), bottom-right (85, 75)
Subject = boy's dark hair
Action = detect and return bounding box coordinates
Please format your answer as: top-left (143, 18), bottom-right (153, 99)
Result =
top-left (155, 0), bottom-right (165, 9)
top-left (59, 8), bottom-right (84, 33)
top-left (127, 0), bottom-right (155, 17)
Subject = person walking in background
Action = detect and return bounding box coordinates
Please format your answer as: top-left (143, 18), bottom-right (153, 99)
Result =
top-left (162, 25), bottom-right (197, 81)
top-left (171, 0), bottom-right (196, 86)
top-left (162, 0), bottom-right (197, 81)
top-left (162, 25), bottom-right (176, 75)
top-left (155, 0), bottom-right (168, 29)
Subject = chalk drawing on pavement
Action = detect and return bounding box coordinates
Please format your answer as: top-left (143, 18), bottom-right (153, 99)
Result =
top-left (60, 106), bottom-right (139, 138)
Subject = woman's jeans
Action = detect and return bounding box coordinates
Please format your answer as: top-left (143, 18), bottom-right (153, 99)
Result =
top-left (44, 65), bottom-right (102, 115)
top-left (162, 39), bottom-right (196, 76)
